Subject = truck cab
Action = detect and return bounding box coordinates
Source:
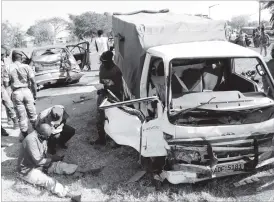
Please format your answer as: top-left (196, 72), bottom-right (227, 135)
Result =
top-left (99, 11), bottom-right (274, 184)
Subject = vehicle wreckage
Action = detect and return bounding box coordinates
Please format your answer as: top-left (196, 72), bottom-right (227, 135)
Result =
top-left (100, 10), bottom-right (274, 184)
top-left (16, 42), bottom-right (89, 88)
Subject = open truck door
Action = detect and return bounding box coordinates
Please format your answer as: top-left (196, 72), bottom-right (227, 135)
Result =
top-left (100, 94), bottom-right (168, 158)
top-left (66, 41), bottom-right (89, 70)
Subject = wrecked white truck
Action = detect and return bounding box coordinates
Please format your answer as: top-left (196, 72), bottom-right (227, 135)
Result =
top-left (100, 10), bottom-right (274, 184)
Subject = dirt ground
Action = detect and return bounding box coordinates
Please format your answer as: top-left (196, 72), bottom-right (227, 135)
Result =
top-left (1, 46), bottom-right (274, 202)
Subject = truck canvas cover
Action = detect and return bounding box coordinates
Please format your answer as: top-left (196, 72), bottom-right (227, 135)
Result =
top-left (112, 11), bottom-right (228, 98)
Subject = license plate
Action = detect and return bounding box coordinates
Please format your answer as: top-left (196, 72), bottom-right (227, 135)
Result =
top-left (214, 162), bottom-right (244, 173)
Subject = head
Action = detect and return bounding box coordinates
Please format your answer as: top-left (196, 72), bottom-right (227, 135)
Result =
top-left (152, 59), bottom-right (164, 76)
top-left (1, 53), bottom-right (4, 62)
top-left (97, 30), bottom-right (103, 37)
top-left (91, 31), bottom-right (97, 38)
top-left (100, 51), bottom-right (114, 67)
top-left (1, 46), bottom-right (10, 61)
top-left (37, 124), bottom-right (52, 140)
top-left (12, 50), bottom-right (23, 62)
top-left (50, 106), bottom-right (64, 126)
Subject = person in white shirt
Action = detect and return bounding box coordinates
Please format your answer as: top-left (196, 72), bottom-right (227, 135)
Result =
top-left (95, 30), bottom-right (109, 56)
top-left (229, 30), bottom-right (237, 42)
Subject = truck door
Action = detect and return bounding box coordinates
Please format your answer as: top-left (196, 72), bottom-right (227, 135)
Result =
top-left (100, 95), bottom-right (167, 157)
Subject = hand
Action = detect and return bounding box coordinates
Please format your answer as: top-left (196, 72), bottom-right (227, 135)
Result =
top-left (51, 155), bottom-right (64, 162)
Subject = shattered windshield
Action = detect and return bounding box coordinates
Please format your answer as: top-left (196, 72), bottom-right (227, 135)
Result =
top-left (169, 57), bottom-right (273, 113)
top-left (32, 48), bottom-right (63, 57)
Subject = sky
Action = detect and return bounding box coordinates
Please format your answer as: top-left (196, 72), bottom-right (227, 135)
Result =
top-left (2, 1), bottom-right (272, 31)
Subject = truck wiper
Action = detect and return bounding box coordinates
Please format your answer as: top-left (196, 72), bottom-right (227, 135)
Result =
top-left (170, 97), bottom-right (216, 120)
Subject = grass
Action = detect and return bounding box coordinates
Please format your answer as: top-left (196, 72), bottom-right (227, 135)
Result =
top-left (1, 45), bottom-right (274, 202)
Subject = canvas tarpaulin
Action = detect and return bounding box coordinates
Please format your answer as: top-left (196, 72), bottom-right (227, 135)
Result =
top-left (112, 12), bottom-right (227, 98)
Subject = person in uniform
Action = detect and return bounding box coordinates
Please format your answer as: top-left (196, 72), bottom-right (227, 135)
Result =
top-left (17, 123), bottom-right (102, 201)
top-left (8, 50), bottom-right (37, 138)
top-left (35, 105), bottom-right (75, 154)
top-left (90, 50), bottom-right (123, 145)
top-left (1, 47), bottom-right (19, 129)
top-left (1, 51), bottom-right (19, 134)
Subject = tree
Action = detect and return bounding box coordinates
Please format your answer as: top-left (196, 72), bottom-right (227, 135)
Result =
top-left (263, 2), bottom-right (274, 28)
top-left (26, 20), bottom-right (54, 45)
top-left (230, 15), bottom-right (250, 29)
top-left (1, 21), bottom-right (26, 48)
top-left (68, 12), bottom-right (112, 39)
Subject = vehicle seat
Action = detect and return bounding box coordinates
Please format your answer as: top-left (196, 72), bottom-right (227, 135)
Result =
top-left (151, 60), bottom-right (165, 102)
top-left (180, 68), bottom-right (203, 92)
top-left (202, 64), bottom-right (224, 91)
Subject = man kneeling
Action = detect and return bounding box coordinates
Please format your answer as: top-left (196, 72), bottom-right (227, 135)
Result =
top-left (17, 124), bottom-right (102, 201)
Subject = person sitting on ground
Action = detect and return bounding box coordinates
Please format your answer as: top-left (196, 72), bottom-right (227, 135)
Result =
top-left (35, 105), bottom-right (75, 154)
top-left (17, 123), bottom-right (103, 201)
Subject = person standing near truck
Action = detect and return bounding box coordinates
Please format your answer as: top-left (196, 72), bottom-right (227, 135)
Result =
top-left (90, 50), bottom-right (123, 145)
top-left (8, 50), bottom-right (37, 139)
top-left (259, 27), bottom-right (270, 57)
top-left (262, 46), bottom-right (274, 96)
top-left (237, 30), bottom-right (247, 47)
top-left (95, 30), bottom-right (109, 56)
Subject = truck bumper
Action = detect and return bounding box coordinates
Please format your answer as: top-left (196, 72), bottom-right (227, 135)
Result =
top-left (156, 157), bottom-right (274, 184)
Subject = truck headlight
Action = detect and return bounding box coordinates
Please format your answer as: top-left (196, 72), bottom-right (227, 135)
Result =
top-left (174, 149), bottom-right (201, 163)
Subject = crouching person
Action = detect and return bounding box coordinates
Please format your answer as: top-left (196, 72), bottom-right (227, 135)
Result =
top-left (17, 124), bottom-right (102, 201)
top-left (35, 105), bottom-right (75, 154)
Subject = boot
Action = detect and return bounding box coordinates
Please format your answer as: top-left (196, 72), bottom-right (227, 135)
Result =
top-left (66, 193), bottom-right (81, 202)
top-left (12, 118), bottom-right (19, 129)
top-left (1, 127), bottom-right (9, 136)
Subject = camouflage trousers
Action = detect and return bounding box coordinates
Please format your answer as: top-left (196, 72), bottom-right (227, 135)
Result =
top-left (12, 88), bottom-right (37, 133)
top-left (19, 161), bottom-right (78, 198)
top-left (1, 86), bottom-right (16, 119)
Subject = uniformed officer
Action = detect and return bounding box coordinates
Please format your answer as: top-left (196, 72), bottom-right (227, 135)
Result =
top-left (8, 50), bottom-right (37, 138)
top-left (1, 51), bottom-right (18, 131)
top-left (90, 50), bottom-right (123, 145)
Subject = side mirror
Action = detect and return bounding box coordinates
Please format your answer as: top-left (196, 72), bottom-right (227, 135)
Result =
top-left (76, 60), bottom-right (81, 65)
top-left (256, 64), bottom-right (265, 76)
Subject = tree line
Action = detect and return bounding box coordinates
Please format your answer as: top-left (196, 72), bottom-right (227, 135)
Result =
top-left (1, 12), bottom-right (112, 48)
top-left (2, 3), bottom-right (274, 49)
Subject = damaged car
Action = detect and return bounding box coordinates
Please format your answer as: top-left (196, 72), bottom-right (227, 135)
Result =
top-left (18, 42), bottom-right (89, 88)
top-left (99, 10), bottom-right (274, 185)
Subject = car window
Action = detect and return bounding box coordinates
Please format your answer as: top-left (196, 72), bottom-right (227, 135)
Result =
top-left (233, 58), bottom-right (267, 91)
top-left (241, 29), bottom-right (253, 35)
top-left (68, 45), bottom-right (87, 54)
top-left (33, 48), bottom-right (63, 57)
